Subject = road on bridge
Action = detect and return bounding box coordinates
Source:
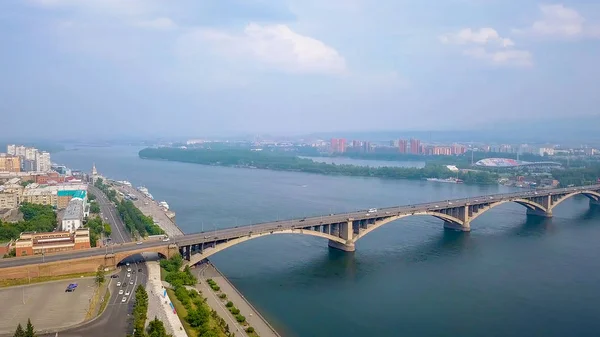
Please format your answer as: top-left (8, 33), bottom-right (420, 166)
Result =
top-left (0, 185), bottom-right (598, 269)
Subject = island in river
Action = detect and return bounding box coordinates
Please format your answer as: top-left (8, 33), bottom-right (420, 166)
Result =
top-left (138, 147), bottom-right (500, 185)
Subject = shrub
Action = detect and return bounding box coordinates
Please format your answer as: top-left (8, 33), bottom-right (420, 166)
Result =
top-left (235, 314), bottom-right (246, 323)
top-left (210, 285), bottom-right (220, 291)
top-left (218, 293), bottom-right (227, 299)
top-left (225, 301), bottom-right (233, 308)
top-left (230, 307), bottom-right (240, 315)
top-left (246, 327), bottom-right (255, 333)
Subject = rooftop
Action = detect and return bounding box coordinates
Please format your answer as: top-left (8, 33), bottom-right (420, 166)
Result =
top-left (63, 199), bottom-right (84, 221)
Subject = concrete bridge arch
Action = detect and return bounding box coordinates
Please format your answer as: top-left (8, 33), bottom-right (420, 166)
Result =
top-left (549, 190), bottom-right (600, 211)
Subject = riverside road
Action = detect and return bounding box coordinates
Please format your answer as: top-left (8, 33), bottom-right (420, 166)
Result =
top-left (0, 184), bottom-right (598, 269)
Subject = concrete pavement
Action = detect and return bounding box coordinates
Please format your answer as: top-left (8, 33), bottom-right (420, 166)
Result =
top-left (195, 263), bottom-right (280, 337)
top-left (145, 261), bottom-right (187, 337)
top-left (0, 278), bottom-right (97, 335)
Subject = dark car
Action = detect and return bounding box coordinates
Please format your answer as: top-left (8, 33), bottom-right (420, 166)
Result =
top-left (138, 269), bottom-right (142, 272)
top-left (111, 274), bottom-right (119, 278)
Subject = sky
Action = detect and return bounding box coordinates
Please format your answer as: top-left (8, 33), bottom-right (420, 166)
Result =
top-left (1, 0), bottom-right (600, 139)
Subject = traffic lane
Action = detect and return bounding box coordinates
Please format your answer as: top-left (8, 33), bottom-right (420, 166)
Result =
top-left (50, 261), bottom-right (148, 337)
top-left (90, 186), bottom-right (131, 244)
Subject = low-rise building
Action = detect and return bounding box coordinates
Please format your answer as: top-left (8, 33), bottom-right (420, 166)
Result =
top-left (61, 198), bottom-right (84, 232)
top-left (0, 192), bottom-right (19, 209)
top-left (22, 187), bottom-right (57, 207)
top-left (57, 189), bottom-right (87, 209)
top-left (13, 228), bottom-right (91, 257)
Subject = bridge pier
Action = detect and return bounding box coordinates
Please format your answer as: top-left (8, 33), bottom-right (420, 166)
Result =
top-left (328, 240), bottom-right (355, 252)
top-left (526, 208), bottom-right (553, 218)
top-left (443, 221), bottom-right (471, 232)
top-left (590, 198), bottom-right (600, 207)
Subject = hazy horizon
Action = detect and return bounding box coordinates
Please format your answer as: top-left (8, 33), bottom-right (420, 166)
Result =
top-left (2, 1), bottom-right (600, 139)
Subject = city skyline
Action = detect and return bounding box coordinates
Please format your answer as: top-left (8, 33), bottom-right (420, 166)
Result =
top-left (2, 1), bottom-right (600, 138)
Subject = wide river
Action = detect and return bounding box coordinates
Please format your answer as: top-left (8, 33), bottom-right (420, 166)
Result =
top-left (54, 146), bottom-right (600, 337)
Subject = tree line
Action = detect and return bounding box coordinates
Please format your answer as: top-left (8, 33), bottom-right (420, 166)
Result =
top-left (139, 147), bottom-right (500, 185)
top-left (129, 284), bottom-right (172, 337)
top-left (0, 203), bottom-right (56, 244)
top-left (117, 200), bottom-right (163, 238)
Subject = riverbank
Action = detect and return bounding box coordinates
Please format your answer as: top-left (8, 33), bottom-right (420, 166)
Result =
top-left (138, 147), bottom-right (499, 185)
top-left (195, 262), bottom-right (280, 337)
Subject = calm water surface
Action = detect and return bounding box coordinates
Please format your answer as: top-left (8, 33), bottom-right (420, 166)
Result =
top-left (54, 146), bottom-right (600, 337)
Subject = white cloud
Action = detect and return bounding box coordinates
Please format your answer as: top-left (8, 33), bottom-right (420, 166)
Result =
top-left (464, 47), bottom-right (532, 67)
top-left (439, 28), bottom-right (514, 47)
top-left (514, 4), bottom-right (600, 39)
top-left (440, 27), bottom-right (530, 67)
top-left (181, 23), bottom-right (346, 75)
top-left (134, 17), bottom-right (176, 30)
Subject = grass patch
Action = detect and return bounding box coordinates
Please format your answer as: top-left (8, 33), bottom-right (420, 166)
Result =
top-left (85, 286), bottom-right (102, 320)
top-left (0, 272), bottom-right (97, 288)
top-left (97, 290), bottom-right (111, 317)
top-left (167, 288), bottom-right (199, 337)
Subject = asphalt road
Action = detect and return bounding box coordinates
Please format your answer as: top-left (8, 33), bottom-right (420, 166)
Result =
top-left (89, 185), bottom-right (131, 244)
top-left (39, 254), bottom-right (149, 337)
top-left (1, 184), bottom-right (598, 269)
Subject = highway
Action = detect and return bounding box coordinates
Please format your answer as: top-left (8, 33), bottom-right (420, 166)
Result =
top-left (1, 184), bottom-right (598, 269)
top-left (89, 185), bottom-right (131, 244)
top-left (39, 255), bottom-right (148, 337)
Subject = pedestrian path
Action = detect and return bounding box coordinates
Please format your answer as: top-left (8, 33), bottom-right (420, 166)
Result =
top-left (145, 261), bottom-right (187, 337)
top-left (195, 263), bottom-right (280, 337)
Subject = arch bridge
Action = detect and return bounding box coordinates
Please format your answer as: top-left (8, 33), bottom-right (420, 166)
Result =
top-left (177, 184), bottom-right (600, 267)
top-left (0, 185), bottom-right (598, 275)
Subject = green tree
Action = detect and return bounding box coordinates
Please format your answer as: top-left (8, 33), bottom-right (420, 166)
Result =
top-left (147, 317), bottom-right (173, 337)
top-left (103, 223), bottom-right (112, 236)
top-left (90, 202), bottom-right (101, 214)
top-left (24, 319), bottom-right (36, 337)
top-left (96, 265), bottom-right (105, 285)
top-left (13, 323), bottom-right (25, 337)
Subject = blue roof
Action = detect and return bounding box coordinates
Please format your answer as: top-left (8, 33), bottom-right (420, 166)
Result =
top-left (57, 190), bottom-right (87, 199)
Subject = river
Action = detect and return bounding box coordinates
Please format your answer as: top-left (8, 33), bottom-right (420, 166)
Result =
top-left (53, 146), bottom-right (600, 337)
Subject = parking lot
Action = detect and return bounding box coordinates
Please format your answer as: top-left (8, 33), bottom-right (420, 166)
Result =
top-left (0, 277), bottom-right (97, 335)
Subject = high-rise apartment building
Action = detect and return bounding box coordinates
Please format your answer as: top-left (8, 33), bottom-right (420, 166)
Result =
top-left (25, 147), bottom-right (38, 161)
top-left (409, 139), bottom-right (421, 154)
top-left (15, 145), bottom-right (26, 157)
top-left (398, 139), bottom-right (407, 153)
top-left (330, 138), bottom-right (347, 153)
top-left (35, 151), bottom-right (51, 172)
top-left (6, 144), bottom-right (16, 155)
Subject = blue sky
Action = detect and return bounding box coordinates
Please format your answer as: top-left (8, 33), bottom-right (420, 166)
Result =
top-left (1, 0), bottom-right (600, 139)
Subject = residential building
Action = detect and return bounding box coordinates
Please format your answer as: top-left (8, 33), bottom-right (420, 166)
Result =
top-left (24, 147), bottom-right (38, 161)
top-left (0, 191), bottom-right (19, 209)
top-left (61, 198), bottom-right (84, 232)
top-left (13, 228), bottom-right (91, 257)
top-left (538, 147), bottom-right (555, 156)
top-left (6, 145), bottom-right (15, 156)
top-left (409, 139), bottom-right (421, 155)
top-left (0, 154), bottom-right (21, 173)
top-left (398, 139), bottom-right (407, 153)
top-left (22, 159), bottom-right (36, 172)
top-left (15, 146), bottom-right (26, 157)
top-left (330, 138), bottom-right (347, 153)
top-left (35, 151), bottom-right (51, 172)
top-left (22, 187), bottom-right (57, 207)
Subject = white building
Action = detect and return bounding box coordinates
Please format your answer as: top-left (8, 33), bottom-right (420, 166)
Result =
top-left (6, 145), bottom-right (15, 155)
top-left (61, 199), bottom-right (84, 232)
top-left (538, 147), bottom-right (555, 156)
top-left (35, 151), bottom-right (51, 172)
top-left (15, 145), bottom-right (26, 157)
top-left (25, 147), bottom-right (38, 161)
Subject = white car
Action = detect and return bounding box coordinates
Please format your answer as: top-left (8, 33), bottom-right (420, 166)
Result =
top-left (125, 291), bottom-right (130, 296)
top-left (121, 297), bottom-right (127, 303)
top-left (127, 273), bottom-right (131, 278)
top-left (136, 241), bottom-right (143, 245)
top-left (129, 280), bottom-right (134, 285)
top-left (118, 289), bottom-right (124, 295)
top-left (116, 282), bottom-right (121, 287)
top-left (127, 268), bottom-right (131, 272)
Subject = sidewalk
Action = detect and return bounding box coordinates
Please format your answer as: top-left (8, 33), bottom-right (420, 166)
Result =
top-left (195, 263), bottom-right (280, 337)
top-left (145, 261), bottom-right (187, 337)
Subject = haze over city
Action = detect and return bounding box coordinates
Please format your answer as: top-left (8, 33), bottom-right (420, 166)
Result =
top-left (2, 0), bottom-right (600, 139)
